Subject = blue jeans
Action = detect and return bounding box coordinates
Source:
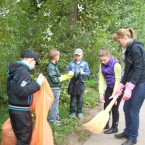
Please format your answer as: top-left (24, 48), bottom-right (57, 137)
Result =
top-left (70, 94), bottom-right (84, 114)
top-left (49, 89), bottom-right (60, 122)
top-left (123, 83), bottom-right (145, 140)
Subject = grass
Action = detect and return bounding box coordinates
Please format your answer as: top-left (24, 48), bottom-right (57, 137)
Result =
top-left (0, 78), bottom-right (99, 145)
top-left (78, 134), bottom-right (88, 142)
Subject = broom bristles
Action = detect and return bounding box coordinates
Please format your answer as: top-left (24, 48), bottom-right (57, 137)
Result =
top-left (83, 95), bottom-right (119, 134)
top-left (83, 110), bottom-right (109, 134)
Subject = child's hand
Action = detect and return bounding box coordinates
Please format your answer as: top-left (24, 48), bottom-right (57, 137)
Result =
top-left (99, 94), bottom-right (105, 103)
top-left (68, 71), bottom-right (74, 75)
top-left (80, 68), bottom-right (84, 75)
top-left (109, 95), bottom-right (118, 105)
top-left (37, 73), bottom-right (45, 86)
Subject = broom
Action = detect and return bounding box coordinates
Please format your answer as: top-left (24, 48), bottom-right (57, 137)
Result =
top-left (83, 94), bottom-right (119, 134)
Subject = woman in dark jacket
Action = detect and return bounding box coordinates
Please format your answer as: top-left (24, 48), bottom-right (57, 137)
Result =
top-left (113, 28), bottom-right (145, 145)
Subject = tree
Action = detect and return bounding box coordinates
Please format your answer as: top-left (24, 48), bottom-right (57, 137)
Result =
top-left (1, 0), bottom-right (145, 98)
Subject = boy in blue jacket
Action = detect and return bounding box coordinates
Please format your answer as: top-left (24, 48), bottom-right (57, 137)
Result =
top-left (66, 48), bottom-right (90, 119)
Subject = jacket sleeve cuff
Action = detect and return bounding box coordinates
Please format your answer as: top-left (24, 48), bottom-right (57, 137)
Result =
top-left (36, 81), bottom-right (41, 87)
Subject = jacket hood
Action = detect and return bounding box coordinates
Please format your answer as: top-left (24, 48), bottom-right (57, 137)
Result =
top-left (7, 62), bottom-right (30, 79)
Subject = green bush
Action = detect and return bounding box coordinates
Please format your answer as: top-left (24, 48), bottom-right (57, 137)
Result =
top-left (1, 0), bottom-right (145, 111)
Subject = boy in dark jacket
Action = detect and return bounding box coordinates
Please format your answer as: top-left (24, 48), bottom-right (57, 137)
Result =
top-left (47, 49), bottom-right (61, 126)
top-left (7, 49), bottom-right (45, 145)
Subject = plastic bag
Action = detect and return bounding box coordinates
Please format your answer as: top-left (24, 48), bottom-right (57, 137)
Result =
top-left (30, 78), bottom-right (54, 145)
top-left (0, 118), bottom-right (16, 145)
top-left (1, 79), bottom-right (54, 145)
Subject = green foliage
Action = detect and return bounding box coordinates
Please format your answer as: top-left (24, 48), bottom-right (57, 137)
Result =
top-left (1, 0), bottom-right (145, 97)
top-left (2, 0), bottom-right (145, 143)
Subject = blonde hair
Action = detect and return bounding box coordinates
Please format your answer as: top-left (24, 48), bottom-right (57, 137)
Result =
top-left (98, 48), bottom-right (111, 57)
top-left (113, 28), bottom-right (136, 40)
top-left (49, 49), bottom-right (60, 60)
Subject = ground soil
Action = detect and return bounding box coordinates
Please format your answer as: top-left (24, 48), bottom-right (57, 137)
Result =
top-left (63, 104), bottom-right (103, 145)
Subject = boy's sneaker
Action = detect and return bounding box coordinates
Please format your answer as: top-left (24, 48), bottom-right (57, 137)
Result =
top-left (50, 120), bottom-right (61, 126)
top-left (56, 116), bottom-right (60, 121)
top-left (78, 113), bottom-right (83, 119)
top-left (54, 120), bottom-right (61, 126)
top-left (70, 113), bottom-right (76, 119)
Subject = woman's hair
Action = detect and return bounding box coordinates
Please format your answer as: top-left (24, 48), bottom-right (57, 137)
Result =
top-left (98, 48), bottom-right (111, 57)
top-left (113, 28), bottom-right (136, 40)
top-left (49, 49), bottom-right (60, 59)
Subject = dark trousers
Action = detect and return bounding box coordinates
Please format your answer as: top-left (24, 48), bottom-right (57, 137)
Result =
top-left (70, 83), bottom-right (85, 114)
top-left (9, 110), bottom-right (32, 145)
top-left (104, 87), bottom-right (122, 128)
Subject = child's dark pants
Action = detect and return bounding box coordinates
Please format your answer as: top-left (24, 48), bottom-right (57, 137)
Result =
top-left (9, 110), bottom-right (32, 145)
top-left (104, 87), bottom-right (122, 128)
top-left (70, 83), bottom-right (85, 114)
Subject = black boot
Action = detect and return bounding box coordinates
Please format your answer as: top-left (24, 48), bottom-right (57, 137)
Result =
top-left (115, 132), bottom-right (129, 139)
top-left (104, 127), bottom-right (118, 134)
top-left (105, 119), bottom-right (119, 134)
top-left (121, 139), bottom-right (137, 145)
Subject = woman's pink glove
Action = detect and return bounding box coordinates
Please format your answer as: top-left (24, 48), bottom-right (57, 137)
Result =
top-left (109, 83), bottom-right (125, 105)
top-left (99, 94), bottom-right (105, 103)
top-left (115, 83), bottom-right (125, 96)
top-left (123, 82), bottom-right (135, 100)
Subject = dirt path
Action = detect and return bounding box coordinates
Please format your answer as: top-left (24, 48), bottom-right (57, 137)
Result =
top-left (63, 104), bottom-right (103, 145)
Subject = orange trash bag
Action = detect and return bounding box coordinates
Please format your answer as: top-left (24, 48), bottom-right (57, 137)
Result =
top-left (0, 118), bottom-right (16, 145)
top-left (30, 78), bottom-right (54, 145)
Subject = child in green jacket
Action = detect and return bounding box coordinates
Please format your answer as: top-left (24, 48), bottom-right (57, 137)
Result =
top-left (47, 49), bottom-right (61, 126)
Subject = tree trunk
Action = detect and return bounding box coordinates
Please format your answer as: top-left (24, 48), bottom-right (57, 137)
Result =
top-left (69, 0), bottom-right (78, 25)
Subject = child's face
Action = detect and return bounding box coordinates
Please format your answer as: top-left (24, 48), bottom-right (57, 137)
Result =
top-left (74, 54), bottom-right (82, 62)
top-left (29, 58), bottom-right (36, 69)
top-left (99, 56), bottom-right (110, 65)
top-left (54, 54), bottom-right (60, 62)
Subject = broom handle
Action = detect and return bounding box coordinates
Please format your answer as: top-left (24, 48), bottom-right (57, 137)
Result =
top-left (105, 95), bottom-right (119, 112)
